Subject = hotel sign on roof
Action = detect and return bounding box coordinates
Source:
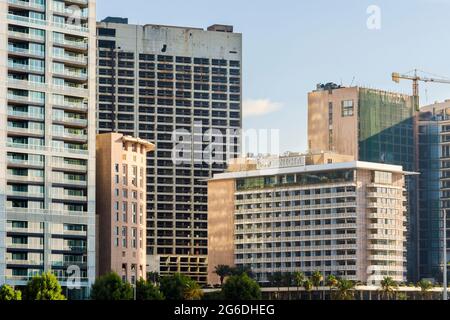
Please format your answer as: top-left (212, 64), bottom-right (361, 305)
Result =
top-left (256, 155), bottom-right (306, 170)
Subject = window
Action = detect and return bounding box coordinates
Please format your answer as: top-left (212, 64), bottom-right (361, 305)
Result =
top-left (341, 100), bottom-right (354, 117)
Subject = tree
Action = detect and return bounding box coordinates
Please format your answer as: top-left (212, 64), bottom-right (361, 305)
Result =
top-left (214, 265), bottom-right (232, 286)
top-left (326, 275), bottom-right (338, 300)
top-left (417, 279), bottom-right (433, 300)
top-left (303, 278), bottom-right (313, 300)
top-left (160, 273), bottom-right (201, 300)
top-left (282, 273), bottom-right (293, 300)
top-left (183, 279), bottom-right (203, 300)
top-left (335, 279), bottom-right (356, 300)
top-left (293, 272), bottom-right (305, 299)
top-left (311, 271), bottom-right (323, 299)
top-left (90, 272), bottom-right (133, 300)
top-left (136, 278), bottom-right (164, 300)
top-left (0, 285), bottom-right (22, 301)
top-left (24, 272), bottom-right (66, 301)
top-left (222, 274), bottom-right (261, 300)
top-left (380, 277), bottom-right (398, 300)
top-left (146, 272), bottom-right (160, 285)
top-left (231, 265), bottom-right (254, 278)
top-left (268, 272), bottom-right (283, 299)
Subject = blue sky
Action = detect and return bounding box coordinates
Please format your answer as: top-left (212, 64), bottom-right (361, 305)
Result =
top-left (97, 0), bottom-right (450, 153)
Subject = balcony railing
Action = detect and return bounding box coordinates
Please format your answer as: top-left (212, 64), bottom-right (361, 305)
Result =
top-left (7, 158), bottom-right (44, 167)
top-left (53, 53), bottom-right (87, 64)
top-left (8, 30), bottom-right (45, 42)
top-left (53, 38), bottom-right (88, 50)
top-left (7, 13), bottom-right (46, 26)
top-left (7, 93), bottom-right (45, 104)
top-left (8, 46), bottom-right (45, 57)
top-left (8, 0), bottom-right (46, 10)
top-left (7, 125), bottom-right (44, 135)
top-left (8, 109), bottom-right (45, 120)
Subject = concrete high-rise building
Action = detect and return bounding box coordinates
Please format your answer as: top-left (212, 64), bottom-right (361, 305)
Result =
top-left (96, 133), bottom-right (154, 283)
top-left (417, 100), bottom-right (450, 281)
top-left (96, 18), bottom-right (242, 283)
top-left (0, 0), bottom-right (97, 299)
top-left (207, 153), bottom-right (409, 285)
top-left (307, 83), bottom-right (419, 281)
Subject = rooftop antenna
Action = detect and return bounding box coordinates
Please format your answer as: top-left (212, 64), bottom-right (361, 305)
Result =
top-left (350, 76), bottom-right (356, 86)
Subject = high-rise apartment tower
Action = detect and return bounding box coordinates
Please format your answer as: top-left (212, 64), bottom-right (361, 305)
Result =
top-left (96, 18), bottom-right (242, 283)
top-left (0, 0), bottom-right (97, 299)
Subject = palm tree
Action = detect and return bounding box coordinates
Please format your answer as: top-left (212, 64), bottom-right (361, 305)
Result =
top-left (282, 273), bottom-right (293, 300)
top-left (268, 272), bottom-right (283, 300)
top-left (380, 277), bottom-right (398, 300)
top-left (417, 279), bottom-right (433, 300)
top-left (311, 271), bottom-right (323, 300)
top-left (303, 278), bottom-right (313, 300)
top-left (293, 272), bottom-right (305, 299)
top-left (214, 265), bottom-right (232, 287)
top-left (335, 279), bottom-right (356, 300)
top-left (183, 280), bottom-right (203, 300)
top-left (326, 275), bottom-right (338, 300)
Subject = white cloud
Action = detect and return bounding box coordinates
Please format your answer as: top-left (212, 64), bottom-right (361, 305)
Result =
top-left (243, 99), bottom-right (283, 118)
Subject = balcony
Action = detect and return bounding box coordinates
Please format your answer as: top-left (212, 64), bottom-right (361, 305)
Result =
top-left (52, 161), bottom-right (87, 172)
top-left (7, 125), bottom-right (44, 136)
top-left (53, 69), bottom-right (88, 81)
top-left (7, 157), bottom-right (44, 167)
top-left (7, 93), bottom-right (45, 105)
top-left (7, 142), bottom-right (46, 152)
top-left (8, 0), bottom-right (46, 11)
top-left (53, 53), bottom-right (88, 65)
top-left (53, 130), bottom-right (88, 142)
top-left (8, 30), bottom-right (45, 42)
top-left (53, 38), bottom-right (88, 51)
top-left (52, 99), bottom-right (88, 111)
top-left (8, 61), bottom-right (45, 73)
top-left (6, 243), bottom-right (44, 250)
top-left (7, 190), bottom-right (44, 198)
top-left (53, 116), bottom-right (88, 127)
top-left (52, 177), bottom-right (87, 186)
top-left (7, 174), bottom-right (44, 183)
top-left (8, 109), bottom-right (44, 121)
top-left (8, 45), bottom-right (45, 58)
top-left (6, 258), bottom-right (43, 266)
top-left (7, 14), bottom-right (47, 27)
top-left (52, 5), bottom-right (88, 19)
top-left (52, 193), bottom-right (87, 202)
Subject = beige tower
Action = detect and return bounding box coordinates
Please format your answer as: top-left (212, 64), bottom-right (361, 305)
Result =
top-left (96, 133), bottom-right (154, 283)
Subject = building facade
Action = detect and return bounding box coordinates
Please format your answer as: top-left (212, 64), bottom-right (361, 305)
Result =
top-left (96, 133), bottom-right (154, 283)
top-left (417, 101), bottom-right (450, 281)
top-left (307, 84), bottom-right (419, 281)
top-left (208, 155), bottom-right (408, 285)
top-left (0, 0), bottom-right (97, 299)
top-left (96, 18), bottom-right (242, 283)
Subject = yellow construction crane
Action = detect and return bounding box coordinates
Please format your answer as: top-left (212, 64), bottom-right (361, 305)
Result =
top-left (392, 69), bottom-right (450, 111)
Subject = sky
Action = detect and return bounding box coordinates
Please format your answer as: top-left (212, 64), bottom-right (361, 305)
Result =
top-left (97, 0), bottom-right (450, 153)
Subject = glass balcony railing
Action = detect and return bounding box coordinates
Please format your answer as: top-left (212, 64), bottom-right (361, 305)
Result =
top-left (53, 53), bottom-right (87, 64)
top-left (53, 193), bottom-right (87, 201)
top-left (53, 38), bottom-right (88, 50)
top-left (53, 69), bottom-right (88, 79)
top-left (8, 61), bottom-right (45, 73)
top-left (7, 14), bottom-right (47, 26)
top-left (53, 116), bottom-right (88, 126)
top-left (8, 45), bottom-right (45, 57)
top-left (7, 174), bottom-right (44, 183)
top-left (7, 125), bottom-right (44, 135)
top-left (52, 100), bottom-right (88, 110)
top-left (8, 0), bottom-right (46, 10)
top-left (7, 189), bottom-right (45, 198)
top-left (8, 30), bottom-right (45, 42)
top-left (52, 176), bottom-right (87, 186)
top-left (53, 130), bottom-right (87, 140)
top-left (7, 93), bottom-right (45, 104)
top-left (52, 5), bottom-right (88, 18)
top-left (8, 109), bottom-right (45, 120)
top-left (7, 157), bottom-right (44, 166)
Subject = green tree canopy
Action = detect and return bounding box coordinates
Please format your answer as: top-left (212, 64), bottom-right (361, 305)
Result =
top-left (136, 278), bottom-right (164, 300)
top-left (222, 274), bottom-right (261, 300)
top-left (24, 272), bottom-right (66, 301)
top-left (214, 265), bottom-right (233, 286)
top-left (90, 272), bottom-right (133, 300)
top-left (160, 273), bottom-right (202, 300)
top-left (0, 285), bottom-right (22, 301)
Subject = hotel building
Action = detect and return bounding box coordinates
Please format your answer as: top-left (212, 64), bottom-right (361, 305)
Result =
top-left (0, 0), bottom-right (97, 299)
top-left (307, 83), bottom-right (419, 281)
top-left (96, 18), bottom-right (242, 283)
top-left (96, 133), bottom-right (154, 283)
top-left (208, 154), bottom-right (409, 285)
